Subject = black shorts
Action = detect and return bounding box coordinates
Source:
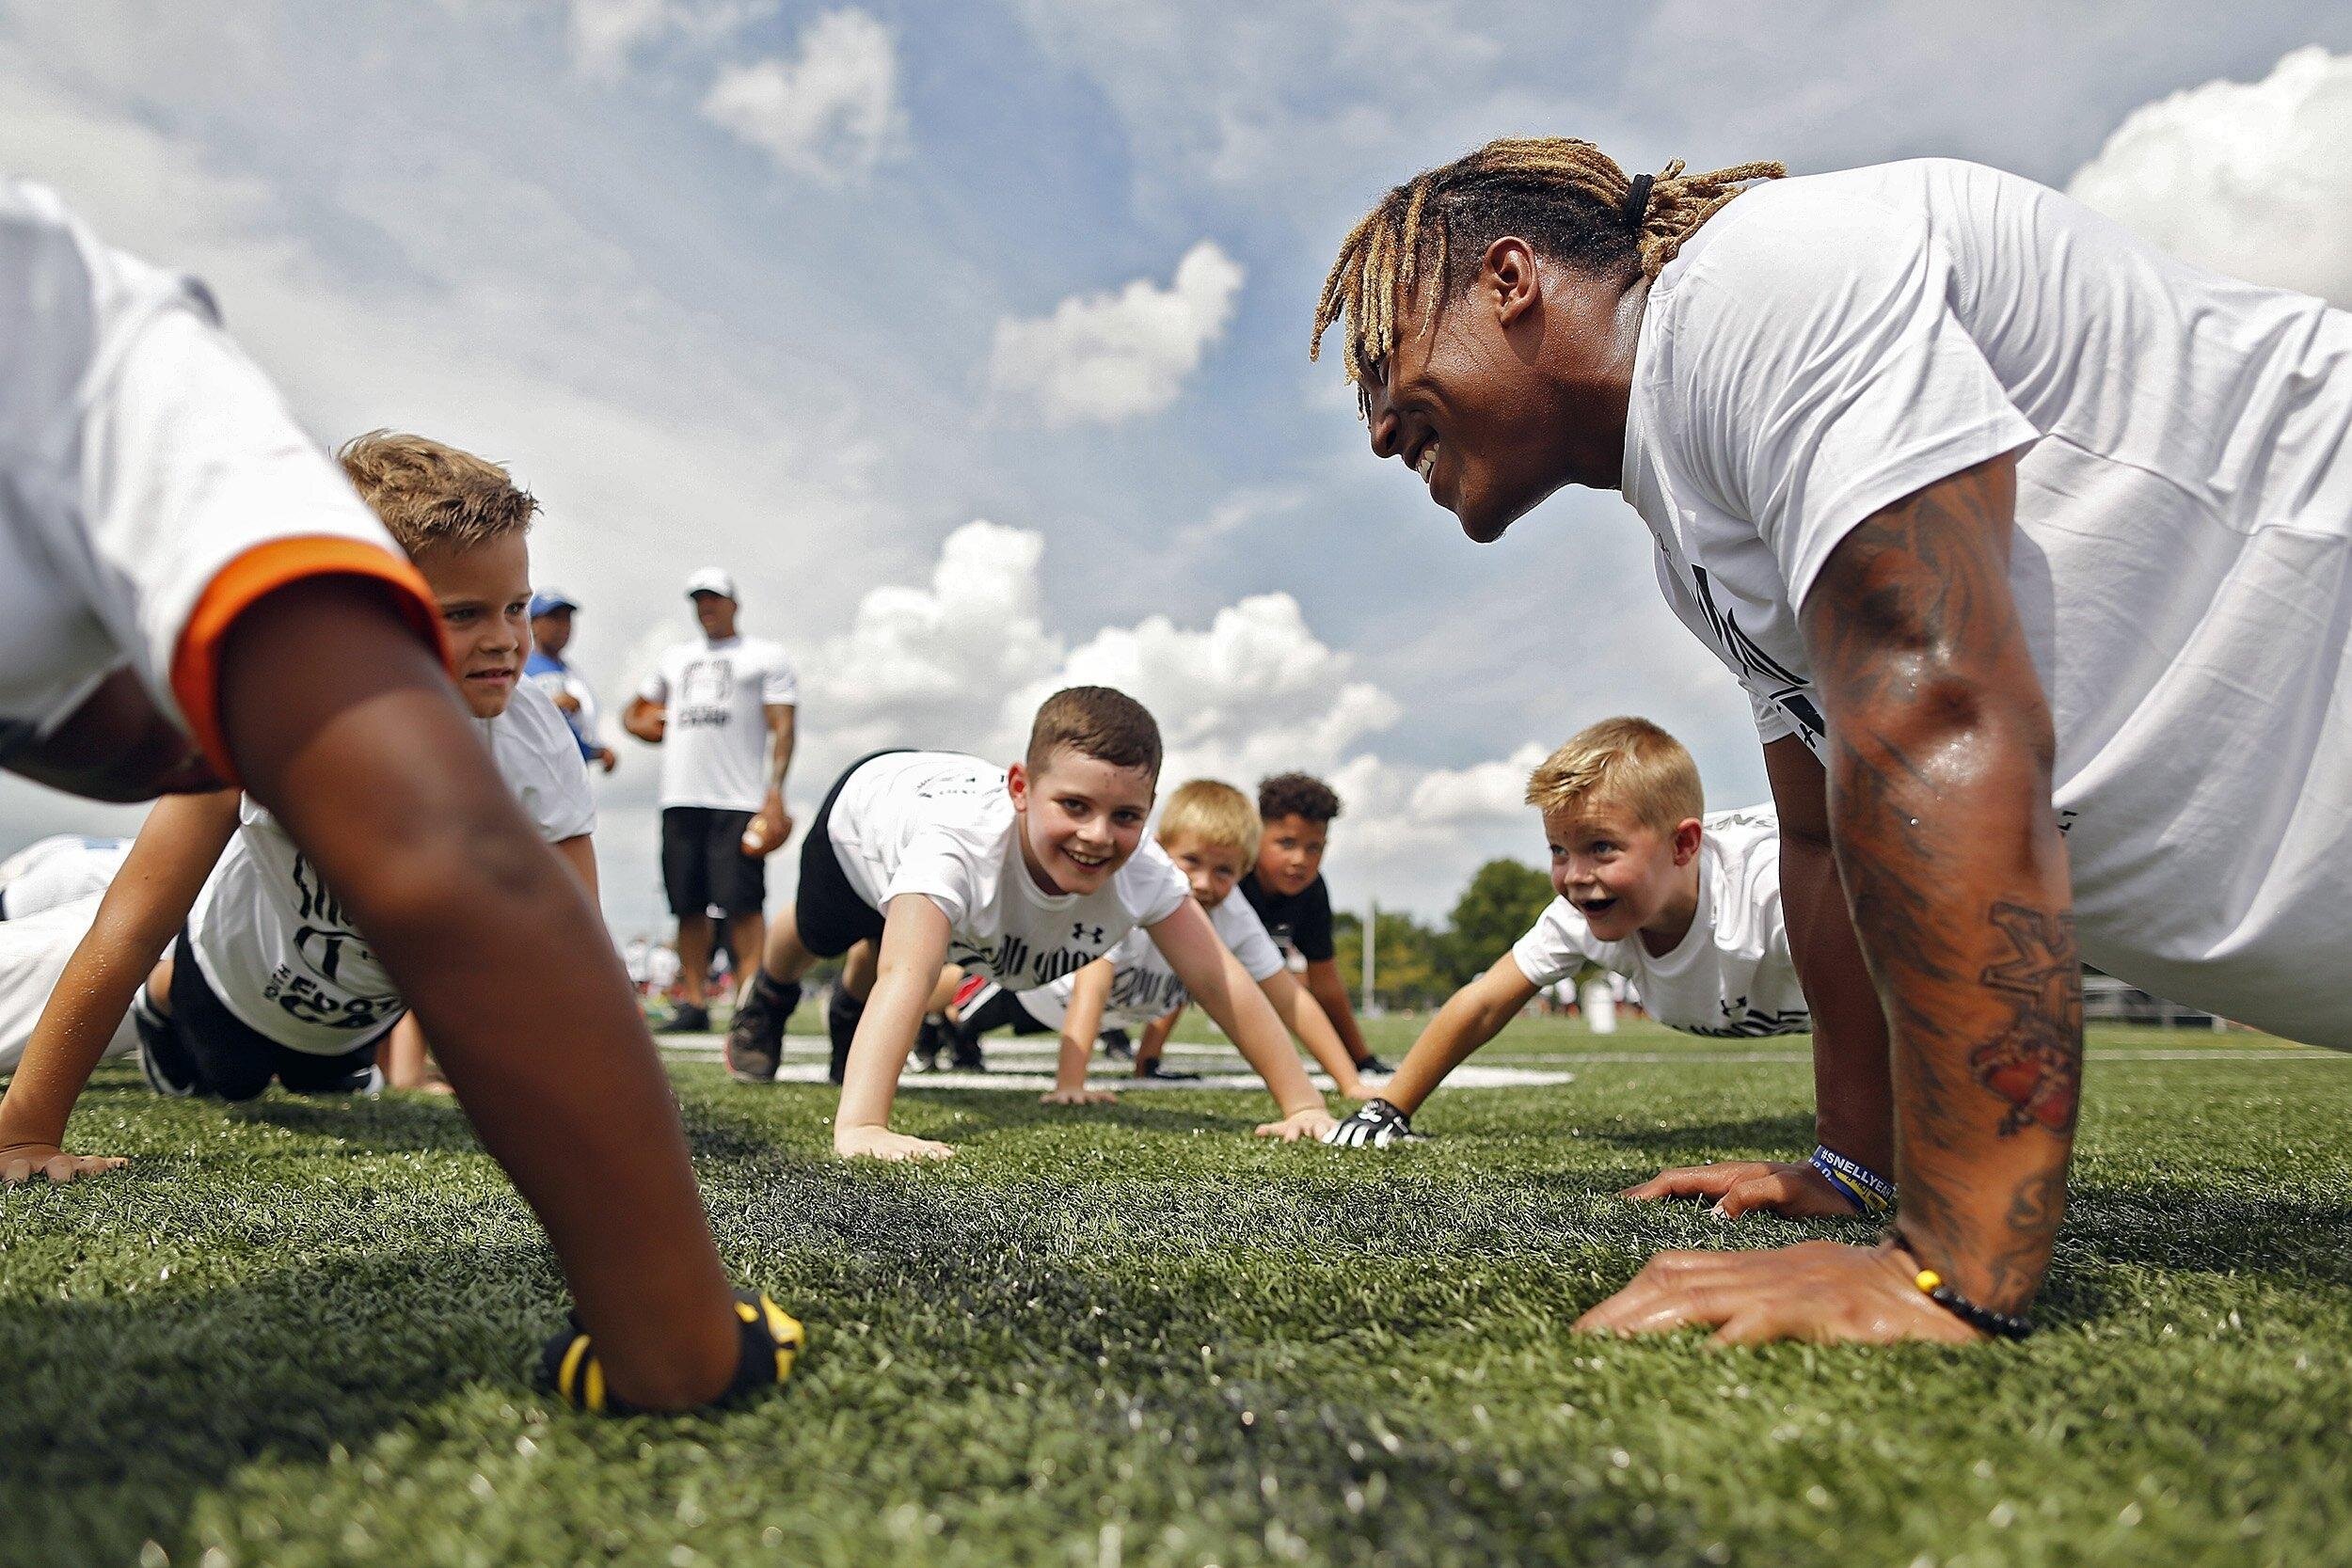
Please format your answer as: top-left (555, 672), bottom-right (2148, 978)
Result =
top-left (954, 981), bottom-right (1048, 1038)
top-left (792, 751), bottom-right (909, 959)
top-left (661, 806), bottom-right (768, 918)
top-left (161, 931), bottom-right (382, 1101)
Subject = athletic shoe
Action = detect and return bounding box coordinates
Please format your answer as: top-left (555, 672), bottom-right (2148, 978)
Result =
top-left (1099, 1028), bottom-right (1134, 1063)
top-left (660, 1003), bottom-right (711, 1035)
top-left (1135, 1058), bottom-right (1200, 1082)
top-left (543, 1287), bottom-right (804, 1415)
top-left (724, 973), bottom-right (798, 1085)
top-left (1353, 1053), bottom-right (1393, 1076)
top-left (1323, 1097), bottom-right (1424, 1148)
top-left (913, 1018), bottom-right (948, 1072)
top-left (132, 990), bottom-right (198, 1098)
top-left (826, 986), bottom-right (863, 1085)
top-left (296, 1064), bottom-right (386, 1098)
top-left (946, 1024), bottom-right (984, 1073)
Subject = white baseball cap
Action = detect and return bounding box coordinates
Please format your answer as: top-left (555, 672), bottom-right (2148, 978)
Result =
top-left (685, 567), bottom-right (738, 600)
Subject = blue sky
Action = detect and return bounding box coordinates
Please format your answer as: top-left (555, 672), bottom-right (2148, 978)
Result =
top-left (3, 1), bottom-right (2348, 937)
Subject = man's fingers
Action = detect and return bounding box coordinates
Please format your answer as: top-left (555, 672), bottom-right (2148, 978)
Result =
top-left (1, 1156), bottom-right (31, 1184)
top-left (1621, 1164), bottom-right (1756, 1201)
top-left (1713, 1173), bottom-right (1799, 1219)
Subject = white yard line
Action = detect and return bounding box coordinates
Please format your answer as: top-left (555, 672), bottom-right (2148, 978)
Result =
top-left (656, 1032), bottom-right (2341, 1089)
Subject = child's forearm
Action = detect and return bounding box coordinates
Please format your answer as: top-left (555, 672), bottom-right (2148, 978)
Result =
top-left (834, 897), bottom-right (951, 1134)
top-left (1204, 962), bottom-right (1324, 1116)
top-left (1383, 963), bottom-right (1534, 1116)
top-left (1266, 971), bottom-right (1359, 1088)
top-left (1305, 960), bottom-right (1372, 1059)
top-left (0, 795), bottom-right (233, 1151)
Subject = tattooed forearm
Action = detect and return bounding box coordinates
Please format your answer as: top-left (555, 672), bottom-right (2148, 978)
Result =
top-left (1802, 451), bottom-right (2079, 1313)
top-left (1971, 902), bottom-right (2083, 1136)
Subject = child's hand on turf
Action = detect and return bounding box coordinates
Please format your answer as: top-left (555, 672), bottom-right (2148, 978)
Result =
top-left (1621, 1160), bottom-right (1863, 1219)
top-left (834, 1126), bottom-right (956, 1162)
top-left (1254, 1106), bottom-right (1338, 1142)
top-left (0, 1144), bottom-right (129, 1184)
top-left (1040, 1086), bottom-right (1117, 1106)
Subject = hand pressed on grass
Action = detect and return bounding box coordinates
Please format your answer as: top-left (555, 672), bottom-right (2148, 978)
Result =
top-left (1255, 1106), bottom-right (1339, 1142)
top-left (1623, 1160), bottom-right (1862, 1219)
top-left (1041, 1086), bottom-right (1118, 1106)
top-left (1575, 1239), bottom-right (1983, 1345)
top-left (834, 1125), bottom-right (955, 1162)
top-left (0, 1142), bottom-right (128, 1184)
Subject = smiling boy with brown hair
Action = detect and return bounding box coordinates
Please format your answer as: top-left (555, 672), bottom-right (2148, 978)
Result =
top-left (723, 689), bottom-right (1339, 1159)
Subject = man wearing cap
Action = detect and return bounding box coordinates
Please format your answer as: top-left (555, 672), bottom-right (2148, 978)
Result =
top-left (526, 588), bottom-right (617, 774)
top-left (623, 570), bottom-right (798, 1033)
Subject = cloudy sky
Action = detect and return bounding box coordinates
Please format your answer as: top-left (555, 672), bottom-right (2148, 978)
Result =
top-left (3, 1), bottom-right (2349, 938)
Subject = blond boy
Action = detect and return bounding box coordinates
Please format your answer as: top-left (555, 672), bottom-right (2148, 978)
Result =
top-left (1325, 720), bottom-right (1892, 1222)
top-left (961, 780), bottom-right (1378, 1103)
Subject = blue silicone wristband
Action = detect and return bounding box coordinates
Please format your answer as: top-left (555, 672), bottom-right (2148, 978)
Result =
top-left (1809, 1145), bottom-right (1896, 1216)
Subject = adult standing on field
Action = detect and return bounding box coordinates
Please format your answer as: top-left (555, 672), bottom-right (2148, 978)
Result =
top-left (526, 587), bottom-right (617, 774)
top-left (1313, 140), bottom-right (2352, 1345)
top-left (624, 569), bottom-right (798, 1034)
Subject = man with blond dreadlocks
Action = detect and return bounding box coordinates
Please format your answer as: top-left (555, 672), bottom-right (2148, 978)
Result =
top-left (1314, 139), bottom-right (2352, 1346)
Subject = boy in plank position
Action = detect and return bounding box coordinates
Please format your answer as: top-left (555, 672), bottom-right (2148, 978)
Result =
top-left (1326, 719), bottom-right (1896, 1222)
top-left (1236, 773), bottom-right (1391, 1077)
top-left (723, 692), bottom-right (1340, 1159)
top-left (0, 207), bottom-right (790, 1404)
top-left (950, 780), bottom-right (1383, 1103)
top-left (25, 435), bottom-right (596, 1102)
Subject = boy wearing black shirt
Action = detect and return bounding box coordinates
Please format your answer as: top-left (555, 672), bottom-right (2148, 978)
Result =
top-left (1239, 773), bottom-right (1387, 1076)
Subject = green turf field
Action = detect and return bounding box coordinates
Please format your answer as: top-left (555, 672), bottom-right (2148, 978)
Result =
top-left (5, 1014), bottom-right (2347, 1567)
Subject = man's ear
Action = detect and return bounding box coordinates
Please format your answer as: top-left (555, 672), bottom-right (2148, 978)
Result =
top-left (1483, 236), bottom-right (1543, 329)
top-left (1674, 816), bottom-right (1704, 866)
top-left (1007, 761), bottom-right (1029, 813)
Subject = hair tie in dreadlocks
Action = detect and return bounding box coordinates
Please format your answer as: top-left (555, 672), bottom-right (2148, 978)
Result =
top-left (1622, 173), bottom-right (1654, 230)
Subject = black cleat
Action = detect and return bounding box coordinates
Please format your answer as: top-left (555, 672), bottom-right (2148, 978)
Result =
top-left (826, 986), bottom-right (864, 1085)
top-left (1136, 1058), bottom-right (1200, 1082)
top-left (724, 973), bottom-right (798, 1084)
top-left (913, 1017), bottom-right (949, 1072)
top-left (1354, 1053), bottom-right (1392, 1076)
top-left (1099, 1028), bottom-right (1134, 1063)
top-left (133, 990), bottom-right (199, 1098)
top-left (946, 1026), bottom-right (984, 1073)
top-left (660, 1002), bottom-right (712, 1035)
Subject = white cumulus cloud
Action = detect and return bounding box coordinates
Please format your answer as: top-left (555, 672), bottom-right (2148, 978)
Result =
top-left (782, 520), bottom-right (1543, 915)
top-left (700, 8), bottom-right (905, 182)
top-left (986, 241), bottom-right (1244, 427)
top-left (2068, 46), bottom-right (2352, 306)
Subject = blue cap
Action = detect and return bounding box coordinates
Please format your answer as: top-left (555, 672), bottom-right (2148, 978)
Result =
top-left (529, 588), bottom-right (580, 619)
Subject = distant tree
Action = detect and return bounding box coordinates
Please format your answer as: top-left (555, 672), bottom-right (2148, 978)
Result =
top-left (1332, 908), bottom-right (1451, 1009)
top-left (1440, 859), bottom-right (1554, 985)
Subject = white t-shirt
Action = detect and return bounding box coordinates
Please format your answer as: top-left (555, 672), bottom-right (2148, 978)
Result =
top-left (1510, 807), bottom-right (1807, 1037)
top-left (184, 682), bottom-right (595, 1055)
top-left (825, 751), bottom-right (1191, 990)
top-left (0, 182), bottom-right (421, 761)
top-left (0, 834), bottom-right (132, 920)
top-left (0, 894), bottom-right (136, 1075)
top-left (639, 635), bottom-right (797, 812)
top-left (1021, 886), bottom-right (1287, 1031)
top-left (1622, 158), bottom-right (2352, 1050)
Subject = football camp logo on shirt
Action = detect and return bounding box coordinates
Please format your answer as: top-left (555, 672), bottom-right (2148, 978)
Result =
top-left (269, 853), bottom-right (400, 1032)
top-left (676, 657), bottom-right (737, 730)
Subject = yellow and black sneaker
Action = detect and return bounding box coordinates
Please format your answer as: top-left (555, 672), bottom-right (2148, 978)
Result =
top-left (541, 1290), bottom-right (804, 1415)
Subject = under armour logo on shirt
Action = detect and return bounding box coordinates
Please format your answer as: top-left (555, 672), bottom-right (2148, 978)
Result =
top-left (1073, 922), bottom-right (1104, 944)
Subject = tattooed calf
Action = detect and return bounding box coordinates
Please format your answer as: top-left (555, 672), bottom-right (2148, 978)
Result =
top-left (1969, 901), bottom-right (2083, 1135)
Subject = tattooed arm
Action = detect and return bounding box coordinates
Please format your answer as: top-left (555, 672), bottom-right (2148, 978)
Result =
top-left (1579, 452), bottom-right (2075, 1343)
top-left (1804, 451), bottom-right (2077, 1310)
